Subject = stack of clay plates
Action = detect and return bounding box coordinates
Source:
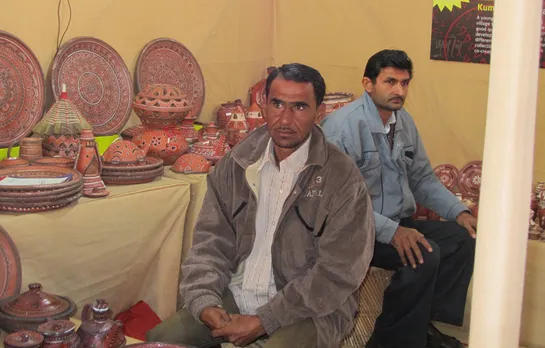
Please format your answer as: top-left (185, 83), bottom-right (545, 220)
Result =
top-left (0, 166), bottom-right (83, 213)
top-left (101, 157), bottom-right (164, 185)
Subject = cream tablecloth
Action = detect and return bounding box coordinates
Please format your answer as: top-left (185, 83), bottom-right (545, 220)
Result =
top-left (0, 176), bottom-right (191, 321)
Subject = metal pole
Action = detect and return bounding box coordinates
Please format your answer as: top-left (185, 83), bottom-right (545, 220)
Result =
top-left (469, 0), bottom-right (542, 347)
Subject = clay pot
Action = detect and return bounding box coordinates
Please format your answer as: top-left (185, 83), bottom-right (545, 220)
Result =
top-left (246, 102), bottom-right (266, 131)
top-left (249, 66), bottom-right (275, 109)
top-left (32, 157), bottom-right (75, 169)
top-left (0, 158), bottom-right (30, 169)
top-left (0, 283), bottom-right (77, 333)
top-left (535, 181), bottom-right (545, 199)
top-left (179, 118), bottom-right (203, 144)
top-left (42, 135), bottom-right (80, 158)
top-left (216, 99), bottom-right (244, 129)
top-left (226, 105), bottom-right (250, 147)
top-left (189, 135), bottom-right (230, 164)
top-left (171, 154), bottom-right (212, 174)
top-left (102, 140), bottom-right (146, 165)
top-left (77, 299), bottom-right (126, 348)
top-left (75, 129), bottom-right (109, 198)
top-left (132, 84), bottom-right (192, 128)
top-left (132, 128), bottom-right (189, 165)
top-left (19, 137), bottom-right (44, 162)
top-left (4, 330), bottom-right (44, 348)
top-left (37, 320), bottom-right (81, 348)
top-left (412, 204), bottom-right (429, 221)
top-left (202, 122), bottom-right (220, 141)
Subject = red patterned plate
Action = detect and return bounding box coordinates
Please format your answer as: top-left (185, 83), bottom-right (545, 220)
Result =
top-left (0, 226), bottom-right (22, 300)
top-left (51, 37), bottom-right (133, 135)
top-left (136, 38), bottom-right (205, 119)
top-left (0, 31), bottom-right (45, 147)
top-left (458, 161), bottom-right (483, 200)
top-left (433, 164), bottom-right (459, 191)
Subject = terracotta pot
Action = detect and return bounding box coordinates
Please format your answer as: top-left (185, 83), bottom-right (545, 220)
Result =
top-left (189, 134), bottom-right (230, 164)
top-left (77, 299), bottom-right (126, 348)
top-left (216, 99), bottom-right (244, 129)
top-left (4, 330), bottom-right (44, 348)
top-left (171, 153), bottom-right (212, 174)
top-left (179, 118), bottom-right (203, 144)
top-left (0, 283), bottom-right (77, 333)
top-left (246, 102), bottom-right (266, 131)
top-left (32, 157), bottom-right (75, 169)
top-left (132, 128), bottom-right (189, 165)
top-left (248, 66), bottom-right (275, 109)
top-left (102, 140), bottom-right (146, 165)
top-left (42, 135), bottom-right (80, 158)
top-left (75, 129), bottom-right (109, 198)
top-left (19, 137), bottom-right (44, 162)
top-left (37, 320), bottom-right (81, 348)
top-left (226, 105), bottom-right (250, 147)
top-left (132, 84), bottom-right (192, 128)
top-left (318, 92), bottom-right (354, 124)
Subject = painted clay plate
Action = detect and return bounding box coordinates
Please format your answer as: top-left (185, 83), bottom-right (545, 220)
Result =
top-left (433, 164), bottom-right (459, 191)
top-left (127, 343), bottom-right (197, 348)
top-left (0, 226), bottom-right (21, 300)
top-left (458, 161), bottom-right (482, 199)
top-left (136, 38), bottom-right (205, 119)
top-left (0, 31), bottom-right (45, 147)
top-left (51, 37), bottom-right (133, 135)
top-left (102, 157), bottom-right (163, 172)
top-left (0, 192), bottom-right (81, 212)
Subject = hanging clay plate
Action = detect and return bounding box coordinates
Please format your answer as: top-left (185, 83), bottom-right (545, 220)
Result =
top-left (0, 31), bottom-right (45, 148)
top-left (136, 38), bottom-right (205, 119)
top-left (0, 226), bottom-right (21, 301)
top-left (433, 164), bottom-right (459, 192)
top-left (458, 161), bottom-right (482, 200)
top-left (51, 37), bottom-right (133, 135)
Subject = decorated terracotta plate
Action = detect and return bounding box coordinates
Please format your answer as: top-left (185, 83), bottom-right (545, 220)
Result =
top-left (136, 38), bottom-right (205, 119)
top-left (0, 166), bottom-right (82, 191)
top-left (0, 31), bottom-right (45, 148)
top-left (0, 226), bottom-right (21, 300)
top-left (458, 161), bottom-right (482, 199)
top-left (433, 164), bottom-right (459, 191)
top-left (51, 37), bottom-right (133, 135)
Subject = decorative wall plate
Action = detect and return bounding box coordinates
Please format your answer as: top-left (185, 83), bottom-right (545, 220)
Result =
top-left (0, 31), bottom-right (45, 147)
top-left (0, 226), bottom-right (21, 301)
top-left (136, 38), bottom-right (205, 119)
top-left (51, 37), bottom-right (133, 135)
top-left (458, 161), bottom-right (482, 200)
top-left (433, 164), bottom-right (459, 191)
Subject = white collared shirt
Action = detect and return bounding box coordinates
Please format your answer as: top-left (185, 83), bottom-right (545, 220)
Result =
top-left (229, 136), bottom-right (311, 315)
top-left (383, 112), bottom-right (397, 134)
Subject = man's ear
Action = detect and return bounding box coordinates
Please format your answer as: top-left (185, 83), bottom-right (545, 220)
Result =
top-left (261, 105), bottom-right (268, 121)
top-left (362, 76), bottom-right (374, 94)
top-left (316, 103), bottom-right (326, 123)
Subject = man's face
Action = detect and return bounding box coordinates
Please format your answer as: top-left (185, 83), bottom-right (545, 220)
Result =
top-left (264, 77), bottom-right (324, 151)
top-left (363, 67), bottom-right (411, 112)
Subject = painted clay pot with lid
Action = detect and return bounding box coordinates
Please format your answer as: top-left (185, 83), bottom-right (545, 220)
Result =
top-left (226, 105), bottom-right (250, 147)
top-left (171, 153), bottom-right (212, 174)
top-left (77, 299), bottom-right (126, 348)
top-left (37, 320), bottom-right (81, 348)
top-left (132, 84), bottom-right (192, 128)
top-left (19, 137), bottom-right (44, 162)
top-left (189, 134), bottom-right (230, 164)
top-left (0, 157), bottom-right (30, 169)
top-left (0, 283), bottom-right (77, 332)
top-left (246, 102), bottom-right (266, 131)
top-left (216, 99), bottom-right (245, 129)
top-left (102, 140), bottom-right (147, 165)
top-left (179, 118), bottom-right (203, 144)
top-left (249, 66), bottom-right (275, 109)
top-left (4, 330), bottom-right (44, 348)
top-left (132, 128), bottom-right (189, 165)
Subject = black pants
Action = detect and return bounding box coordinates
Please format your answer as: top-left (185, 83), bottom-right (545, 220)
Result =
top-left (370, 219), bottom-right (475, 348)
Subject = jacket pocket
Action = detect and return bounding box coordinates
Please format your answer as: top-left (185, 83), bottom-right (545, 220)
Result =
top-left (357, 151), bottom-right (381, 199)
top-left (295, 206), bottom-right (328, 238)
top-left (232, 201), bottom-right (247, 219)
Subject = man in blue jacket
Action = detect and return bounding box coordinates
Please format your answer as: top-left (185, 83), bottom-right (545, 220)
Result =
top-left (321, 49), bottom-right (477, 348)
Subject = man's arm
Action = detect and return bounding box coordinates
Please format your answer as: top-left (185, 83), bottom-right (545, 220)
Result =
top-left (180, 155), bottom-right (238, 322)
top-left (408, 130), bottom-right (468, 220)
top-left (255, 178), bottom-right (376, 334)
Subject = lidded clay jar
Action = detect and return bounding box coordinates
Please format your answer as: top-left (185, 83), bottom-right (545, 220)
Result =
top-left (0, 283), bottom-right (77, 332)
top-left (4, 330), bottom-right (44, 348)
top-left (37, 320), bottom-right (81, 348)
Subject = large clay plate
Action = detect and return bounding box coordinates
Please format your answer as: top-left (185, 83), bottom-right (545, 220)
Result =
top-left (102, 157), bottom-right (163, 172)
top-left (136, 38), bottom-right (205, 119)
top-left (0, 31), bottom-right (45, 148)
top-left (458, 161), bottom-right (482, 199)
top-left (0, 226), bottom-right (21, 300)
top-left (51, 37), bottom-right (133, 135)
top-left (126, 343), bottom-right (197, 348)
top-left (433, 164), bottom-right (459, 191)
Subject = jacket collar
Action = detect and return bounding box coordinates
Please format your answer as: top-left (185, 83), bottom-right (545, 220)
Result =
top-left (357, 92), bottom-right (405, 133)
top-left (231, 124), bottom-right (328, 169)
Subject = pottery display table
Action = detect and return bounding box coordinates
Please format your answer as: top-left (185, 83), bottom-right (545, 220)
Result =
top-left (0, 176), bottom-right (191, 321)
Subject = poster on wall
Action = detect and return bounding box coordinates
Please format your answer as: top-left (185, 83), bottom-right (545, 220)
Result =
top-left (430, 0), bottom-right (545, 68)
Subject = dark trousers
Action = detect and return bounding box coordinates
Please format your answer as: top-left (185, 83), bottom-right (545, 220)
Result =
top-left (370, 219), bottom-right (475, 348)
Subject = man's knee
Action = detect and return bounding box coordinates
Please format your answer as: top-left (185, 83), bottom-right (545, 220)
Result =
top-left (264, 318), bottom-right (316, 348)
top-left (419, 239), bottom-right (440, 271)
top-left (145, 308), bottom-right (200, 343)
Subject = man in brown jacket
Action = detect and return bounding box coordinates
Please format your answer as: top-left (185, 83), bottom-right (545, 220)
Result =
top-left (147, 63), bottom-right (375, 348)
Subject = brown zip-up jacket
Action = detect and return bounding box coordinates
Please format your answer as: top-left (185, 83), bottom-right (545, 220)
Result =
top-left (180, 125), bottom-right (375, 348)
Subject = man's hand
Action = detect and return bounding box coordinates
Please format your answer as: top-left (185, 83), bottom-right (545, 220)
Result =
top-left (391, 226), bottom-right (433, 269)
top-left (211, 314), bottom-right (266, 347)
top-left (199, 306), bottom-right (231, 330)
top-left (456, 211), bottom-right (477, 239)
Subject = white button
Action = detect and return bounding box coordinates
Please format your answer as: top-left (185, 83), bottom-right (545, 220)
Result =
top-left (279, 190), bottom-right (283, 193)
